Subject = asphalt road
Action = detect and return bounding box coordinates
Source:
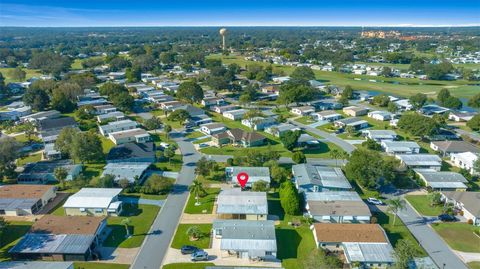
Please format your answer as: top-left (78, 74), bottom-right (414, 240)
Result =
top-left (288, 119), bottom-right (356, 153)
top-left (130, 132), bottom-right (200, 269)
top-left (397, 202), bottom-right (468, 269)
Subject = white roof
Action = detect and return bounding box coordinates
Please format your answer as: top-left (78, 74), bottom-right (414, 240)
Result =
top-left (63, 188), bottom-right (122, 209)
top-left (451, 152), bottom-right (478, 167)
top-left (344, 243), bottom-right (395, 263)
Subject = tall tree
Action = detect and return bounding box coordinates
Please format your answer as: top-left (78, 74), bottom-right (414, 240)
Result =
top-left (0, 137), bottom-right (21, 181)
top-left (189, 180), bottom-right (207, 206)
top-left (279, 181), bottom-right (300, 215)
top-left (290, 66), bottom-right (315, 81)
top-left (71, 132), bottom-right (104, 163)
top-left (409, 93), bottom-right (427, 110)
top-left (54, 167), bottom-right (68, 190)
top-left (23, 88), bottom-right (50, 111)
top-left (280, 130), bottom-right (301, 151)
top-left (393, 239), bottom-right (420, 269)
top-left (387, 198), bottom-right (406, 226)
top-left (176, 81), bottom-right (204, 103)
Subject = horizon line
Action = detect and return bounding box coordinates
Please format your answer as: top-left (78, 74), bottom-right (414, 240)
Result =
top-left (2, 24), bottom-right (480, 28)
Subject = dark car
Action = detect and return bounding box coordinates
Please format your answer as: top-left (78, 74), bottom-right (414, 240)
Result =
top-left (438, 214), bottom-right (458, 222)
top-left (181, 245), bottom-right (199, 255)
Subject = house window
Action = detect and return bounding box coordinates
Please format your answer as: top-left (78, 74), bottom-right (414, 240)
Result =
top-left (95, 208), bottom-right (103, 213)
top-left (80, 208), bottom-right (86, 212)
top-left (313, 185), bottom-right (319, 192)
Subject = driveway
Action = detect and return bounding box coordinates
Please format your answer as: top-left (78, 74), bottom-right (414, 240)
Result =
top-left (130, 132), bottom-right (201, 269)
top-left (120, 197), bottom-right (165, 207)
top-left (397, 202), bottom-right (468, 269)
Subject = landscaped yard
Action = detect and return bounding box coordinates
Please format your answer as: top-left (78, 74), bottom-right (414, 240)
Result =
top-left (405, 195), bottom-right (444, 216)
top-left (162, 263), bottom-right (215, 269)
top-left (184, 188), bottom-right (220, 214)
top-left (295, 116), bottom-right (316, 125)
top-left (170, 224), bottom-right (212, 249)
top-left (103, 203), bottom-right (160, 248)
top-left (82, 163), bottom-right (106, 181)
top-left (469, 262), bottom-right (480, 269)
top-left (120, 192), bottom-right (168, 201)
top-left (0, 221), bottom-right (33, 261)
top-left (16, 152), bottom-right (42, 166)
top-left (431, 223), bottom-right (480, 253)
top-left (74, 262), bottom-right (130, 269)
top-left (100, 136), bottom-right (116, 154)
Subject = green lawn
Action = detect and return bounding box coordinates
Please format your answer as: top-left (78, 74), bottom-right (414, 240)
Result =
top-left (186, 131), bottom-right (205, 139)
top-left (82, 163), bottom-right (106, 181)
top-left (296, 116), bottom-right (316, 125)
top-left (184, 188), bottom-right (220, 214)
top-left (431, 223), bottom-right (480, 253)
top-left (405, 195), bottom-right (444, 216)
top-left (193, 137), bottom-right (211, 144)
top-left (376, 211), bottom-right (426, 256)
top-left (0, 221), bottom-right (33, 261)
top-left (16, 152), bottom-right (42, 166)
top-left (153, 153), bottom-right (183, 172)
top-left (100, 136), bottom-right (116, 154)
top-left (74, 262), bottom-right (130, 269)
top-left (469, 262), bottom-right (480, 269)
top-left (162, 263), bottom-right (215, 269)
top-left (103, 203), bottom-right (160, 248)
top-left (120, 192), bottom-right (168, 201)
top-left (12, 134), bottom-right (41, 143)
top-left (170, 224), bottom-right (212, 249)
top-left (0, 68), bottom-right (42, 83)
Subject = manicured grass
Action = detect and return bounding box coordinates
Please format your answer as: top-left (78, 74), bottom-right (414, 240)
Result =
top-left (50, 201), bottom-right (66, 216)
top-left (405, 195), bottom-right (444, 216)
top-left (431, 223), bottom-right (480, 253)
top-left (0, 221), bottom-right (33, 261)
top-left (184, 188), bottom-right (220, 214)
top-left (103, 203), bottom-right (160, 248)
top-left (154, 153), bottom-right (183, 172)
top-left (162, 263), bottom-right (215, 269)
top-left (120, 192), bottom-right (168, 201)
top-left (16, 152), bottom-right (42, 166)
top-left (296, 116), bottom-right (316, 125)
top-left (186, 131), bottom-right (205, 139)
top-left (170, 224), bottom-right (212, 249)
top-left (74, 262), bottom-right (130, 269)
top-left (12, 133), bottom-right (41, 143)
top-left (82, 163), bottom-right (106, 181)
top-left (277, 225), bottom-right (317, 269)
top-left (0, 68), bottom-right (42, 83)
top-left (376, 211), bottom-right (426, 256)
top-left (469, 262), bottom-right (480, 269)
top-left (193, 137), bottom-right (211, 144)
top-left (100, 136), bottom-right (115, 154)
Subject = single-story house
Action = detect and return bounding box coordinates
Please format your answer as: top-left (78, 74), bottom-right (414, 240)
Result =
top-left (213, 105), bottom-right (239, 114)
top-left (415, 169), bottom-right (468, 191)
top-left (264, 123), bottom-right (299, 137)
top-left (292, 164), bottom-right (352, 192)
top-left (343, 106), bottom-right (369, 117)
top-left (394, 99), bottom-right (413, 111)
top-left (102, 162), bottom-right (150, 184)
top-left (212, 220), bottom-right (277, 261)
top-left (421, 104), bottom-right (449, 115)
top-left (216, 189), bottom-right (268, 220)
top-left (450, 152), bottom-right (478, 175)
top-left (98, 119), bottom-right (138, 136)
top-left (305, 192), bottom-right (371, 223)
top-left (93, 104), bottom-right (116, 115)
top-left (0, 185), bottom-right (57, 216)
top-left (396, 154), bottom-right (442, 171)
top-left (107, 142), bottom-right (155, 163)
top-left (241, 116), bottom-right (276, 131)
top-left (334, 117), bottom-right (369, 130)
top-left (199, 123), bottom-right (226, 135)
top-left (159, 101), bottom-right (184, 111)
top-left (0, 106), bottom-right (32, 121)
top-left (96, 111), bottom-right (125, 123)
top-left (225, 166), bottom-right (271, 188)
top-left (108, 128), bottom-right (151, 145)
top-left (441, 191), bottom-right (480, 226)
top-left (291, 106), bottom-right (315, 116)
top-left (223, 109), bottom-right (248, 121)
top-left (0, 261), bottom-right (74, 269)
top-left (212, 129), bottom-right (266, 148)
top-left (448, 112), bottom-right (476, 122)
top-left (63, 188), bottom-right (123, 216)
top-left (430, 140), bottom-right (480, 157)
top-left (312, 223), bottom-right (395, 269)
top-left (37, 117), bottom-right (77, 133)
top-left (367, 111), bottom-right (393, 121)
top-left (381, 141), bottom-right (421, 155)
top-left (20, 110), bottom-right (60, 123)
top-left (363, 130), bottom-right (397, 142)
top-left (17, 160), bottom-right (82, 184)
top-left (201, 97), bottom-right (225, 107)
top-left (10, 215), bottom-right (107, 261)
top-left (311, 110), bottom-right (342, 122)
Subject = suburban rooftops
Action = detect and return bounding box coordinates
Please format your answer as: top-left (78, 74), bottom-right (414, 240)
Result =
top-left (216, 189), bottom-right (268, 215)
top-left (63, 188), bottom-right (122, 209)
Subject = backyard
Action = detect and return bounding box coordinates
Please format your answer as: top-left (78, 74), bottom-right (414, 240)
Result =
top-left (431, 223), bottom-right (480, 253)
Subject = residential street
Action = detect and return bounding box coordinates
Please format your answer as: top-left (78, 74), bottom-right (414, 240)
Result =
top-left (397, 202), bottom-right (469, 269)
top-left (130, 132), bottom-right (200, 269)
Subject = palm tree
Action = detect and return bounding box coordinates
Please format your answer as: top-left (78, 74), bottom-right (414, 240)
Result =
top-left (186, 225), bottom-right (202, 241)
top-left (387, 198), bottom-right (406, 226)
top-left (329, 149), bottom-right (340, 166)
top-left (339, 151), bottom-right (349, 166)
top-left (189, 180), bottom-right (206, 206)
top-left (121, 218), bottom-right (131, 238)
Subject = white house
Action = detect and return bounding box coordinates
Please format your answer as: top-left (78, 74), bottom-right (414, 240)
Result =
top-left (396, 154), bottom-right (442, 171)
top-left (368, 110), bottom-right (393, 121)
top-left (98, 119), bottom-right (137, 136)
top-left (225, 166), bottom-right (270, 188)
top-left (241, 116), bottom-right (276, 131)
top-left (63, 188), bottom-right (123, 216)
top-left (108, 128), bottom-right (151, 145)
top-left (363, 130), bottom-right (397, 142)
top-left (291, 106), bottom-right (315, 116)
top-left (311, 110), bottom-right (342, 122)
top-left (223, 109), bottom-right (248, 121)
top-left (381, 141), bottom-right (420, 155)
top-left (199, 123), bottom-right (226, 135)
top-left (450, 152), bottom-right (478, 175)
top-left (448, 112), bottom-right (476, 122)
top-left (442, 191), bottom-right (480, 226)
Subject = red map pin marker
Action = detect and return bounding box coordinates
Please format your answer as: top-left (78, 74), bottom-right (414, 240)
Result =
top-left (237, 172), bottom-right (249, 188)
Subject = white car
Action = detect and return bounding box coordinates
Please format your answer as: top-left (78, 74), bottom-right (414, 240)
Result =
top-left (367, 197), bottom-right (384, 205)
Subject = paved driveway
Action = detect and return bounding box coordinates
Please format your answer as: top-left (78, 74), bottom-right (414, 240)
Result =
top-left (120, 197), bottom-right (165, 207)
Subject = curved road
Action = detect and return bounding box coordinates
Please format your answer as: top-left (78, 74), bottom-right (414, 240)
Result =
top-left (130, 132), bottom-right (200, 269)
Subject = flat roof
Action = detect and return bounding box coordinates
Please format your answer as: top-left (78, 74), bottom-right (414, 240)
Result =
top-left (109, 128), bottom-right (149, 139)
top-left (213, 220), bottom-right (276, 252)
top-left (396, 154), bottom-right (442, 166)
top-left (63, 188), bottom-right (122, 209)
top-left (0, 262), bottom-right (73, 269)
top-left (217, 189), bottom-right (268, 215)
top-left (102, 162), bottom-right (149, 182)
top-left (415, 170), bottom-right (468, 184)
top-left (308, 200), bottom-right (371, 217)
top-left (226, 167), bottom-right (270, 182)
top-left (292, 164), bottom-right (352, 189)
top-left (31, 215), bottom-right (105, 235)
top-left (313, 223), bottom-right (387, 243)
top-left (305, 191), bottom-right (361, 202)
top-left (0, 185), bottom-right (54, 199)
top-left (344, 242), bottom-right (394, 263)
top-left (10, 234), bottom-right (95, 255)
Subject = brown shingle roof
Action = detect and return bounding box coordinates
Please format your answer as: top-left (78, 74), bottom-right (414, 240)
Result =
top-left (313, 223), bottom-right (387, 243)
top-left (31, 215), bottom-right (105, 235)
top-left (0, 185), bottom-right (54, 199)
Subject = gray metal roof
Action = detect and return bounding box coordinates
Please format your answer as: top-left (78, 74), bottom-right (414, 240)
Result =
top-left (365, 130), bottom-right (397, 138)
top-left (305, 191), bottom-right (361, 202)
top-left (212, 220), bottom-right (276, 252)
top-left (415, 170), bottom-right (468, 189)
top-left (344, 242), bottom-right (395, 263)
top-left (216, 189), bottom-right (268, 215)
top-left (0, 198), bottom-right (38, 211)
top-left (102, 162), bottom-right (149, 183)
top-left (336, 117), bottom-right (367, 125)
top-left (292, 164), bottom-right (352, 189)
top-left (442, 191), bottom-right (480, 217)
top-left (382, 141), bottom-right (420, 151)
top-left (0, 262), bottom-right (73, 269)
top-left (396, 154), bottom-right (442, 166)
top-left (225, 167), bottom-right (271, 184)
top-left (307, 200), bottom-right (372, 217)
top-left (10, 234), bottom-right (94, 254)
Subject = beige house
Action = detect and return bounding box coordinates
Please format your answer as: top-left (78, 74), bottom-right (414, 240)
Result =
top-left (63, 188), bottom-right (123, 216)
top-left (0, 185), bottom-right (57, 216)
top-left (343, 106), bottom-right (369, 117)
top-left (108, 128), bottom-right (151, 145)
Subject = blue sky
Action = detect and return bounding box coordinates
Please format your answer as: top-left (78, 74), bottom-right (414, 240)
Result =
top-left (1, 0), bottom-right (479, 27)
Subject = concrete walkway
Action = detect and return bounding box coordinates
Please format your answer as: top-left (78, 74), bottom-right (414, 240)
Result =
top-left (454, 250), bottom-right (480, 263)
top-left (120, 197), bottom-right (165, 207)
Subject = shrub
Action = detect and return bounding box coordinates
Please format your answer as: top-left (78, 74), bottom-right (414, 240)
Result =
top-left (467, 219), bottom-right (474, 225)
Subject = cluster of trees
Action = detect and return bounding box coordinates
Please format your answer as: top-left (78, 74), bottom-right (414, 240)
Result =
top-left (54, 128), bottom-right (104, 163)
top-left (167, 109), bottom-right (190, 124)
top-left (397, 113), bottom-right (439, 137)
top-left (245, 64), bottom-right (272, 82)
top-left (229, 147), bottom-right (280, 167)
top-left (278, 68), bottom-right (318, 106)
top-left (280, 130), bottom-right (301, 151)
top-left (29, 51), bottom-right (72, 76)
top-left (203, 59), bottom-right (239, 92)
top-left (279, 181), bottom-right (301, 215)
top-left (344, 148), bottom-right (399, 190)
top-left (176, 81), bottom-right (204, 103)
top-left (410, 58), bottom-right (455, 80)
top-left (99, 82), bottom-right (134, 111)
top-left (436, 88), bottom-right (462, 109)
top-left (0, 137), bottom-right (22, 181)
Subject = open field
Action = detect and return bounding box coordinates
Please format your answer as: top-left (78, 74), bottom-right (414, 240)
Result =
top-left (0, 68), bottom-right (42, 83)
top-left (208, 54), bottom-right (480, 99)
top-left (431, 223), bottom-right (480, 253)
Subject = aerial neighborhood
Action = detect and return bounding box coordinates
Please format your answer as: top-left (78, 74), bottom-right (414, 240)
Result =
top-left (0, 22), bottom-right (479, 269)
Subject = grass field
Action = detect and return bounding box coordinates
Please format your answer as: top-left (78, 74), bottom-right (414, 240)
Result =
top-left (171, 224), bottom-right (212, 249)
top-left (100, 136), bottom-right (115, 154)
top-left (431, 223), bottom-right (480, 253)
top-left (16, 152), bottom-right (42, 166)
top-left (162, 263), bottom-right (215, 269)
top-left (469, 262), bottom-right (480, 269)
top-left (405, 195), bottom-right (444, 216)
top-left (208, 54), bottom-right (480, 99)
top-left (103, 203), bottom-right (160, 248)
top-left (0, 68), bottom-right (42, 83)
top-left (0, 221), bottom-right (33, 261)
top-left (184, 188), bottom-right (220, 214)
top-left (74, 262), bottom-right (130, 269)
top-left (120, 192), bottom-right (168, 201)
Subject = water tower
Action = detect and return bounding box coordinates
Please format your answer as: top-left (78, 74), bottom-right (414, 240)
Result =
top-left (219, 28), bottom-right (227, 50)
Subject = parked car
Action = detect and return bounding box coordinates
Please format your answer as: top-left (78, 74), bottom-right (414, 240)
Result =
top-left (191, 250), bottom-right (209, 261)
top-left (367, 197), bottom-right (384, 205)
top-left (181, 245), bottom-right (199, 255)
top-left (438, 214), bottom-right (458, 222)
top-left (199, 143), bottom-right (209, 148)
